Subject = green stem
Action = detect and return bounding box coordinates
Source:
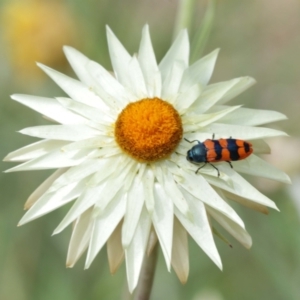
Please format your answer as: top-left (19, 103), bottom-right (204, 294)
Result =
top-left (190, 0), bottom-right (216, 63)
top-left (173, 0), bottom-right (197, 39)
top-left (133, 243), bottom-right (159, 300)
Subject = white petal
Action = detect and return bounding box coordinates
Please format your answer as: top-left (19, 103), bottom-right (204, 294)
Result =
top-left (79, 119), bottom-right (111, 134)
top-left (184, 107), bottom-right (242, 133)
top-left (106, 26), bottom-right (146, 96)
top-left (152, 183), bottom-right (173, 271)
top-left (25, 168), bottom-right (68, 209)
top-left (106, 26), bottom-right (131, 83)
top-left (122, 177), bottom-right (145, 248)
top-left (86, 60), bottom-right (136, 105)
top-left (4, 140), bottom-right (68, 162)
top-left (161, 61), bottom-right (186, 103)
top-left (138, 25), bottom-right (161, 97)
top-left (18, 179), bottom-right (87, 226)
top-left (175, 168), bottom-right (245, 227)
top-left (160, 167), bottom-right (191, 219)
top-left (175, 83), bottom-right (202, 114)
top-left (85, 191), bottom-right (126, 268)
top-left (142, 167), bottom-right (155, 214)
top-left (190, 77), bottom-right (250, 113)
top-left (107, 221), bottom-right (124, 274)
top-left (214, 106), bottom-right (287, 126)
top-left (87, 155), bottom-right (130, 186)
top-left (125, 158), bottom-right (144, 197)
top-left (11, 94), bottom-right (86, 124)
top-left (193, 105), bottom-right (241, 127)
top-left (53, 180), bottom-right (108, 235)
top-left (217, 187), bottom-right (269, 214)
top-left (57, 162), bottom-right (128, 234)
top-left (56, 97), bottom-right (113, 125)
top-left (218, 76), bottom-right (256, 104)
top-left (233, 154), bottom-right (291, 184)
top-left (207, 206), bottom-right (252, 248)
top-left (87, 145), bottom-right (122, 159)
top-left (179, 49), bottom-right (219, 92)
top-left (128, 55), bottom-right (148, 98)
top-left (200, 123), bottom-right (287, 140)
top-left (252, 139), bottom-right (271, 154)
top-left (63, 46), bottom-right (95, 86)
top-left (159, 29), bottom-right (189, 81)
top-left (176, 188), bottom-right (222, 269)
top-left (65, 46), bottom-right (133, 111)
top-left (6, 148), bottom-right (91, 172)
top-left (171, 218), bottom-right (189, 284)
top-left (93, 160), bottom-right (136, 212)
top-left (227, 194), bottom-right (269, 214)
top-left (19, 124), bottom-right (100, 141)
top-left (60, 136), bottom-right (114, 152)
top-left (66, 207), bottom-right (93, 267)
top-left (204, 164), bottom-right (278, 209)
top-left (55, 161), bottom-right (127, 232)
top-left (37, 63), bottom-right (108, 111)
top-left (183, 105), bottom-right (240, 127)
top-left (48, 157), bottom-right (115, 192)
top-left (125, 206), bottom-right (151, 293)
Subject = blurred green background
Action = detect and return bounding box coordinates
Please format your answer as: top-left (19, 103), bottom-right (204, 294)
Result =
top-left (0, 0), bottom-right (299, 299)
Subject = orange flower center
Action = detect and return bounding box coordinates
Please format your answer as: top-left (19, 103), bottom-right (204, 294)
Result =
top-left (115, 98), bottom-right (183, 162)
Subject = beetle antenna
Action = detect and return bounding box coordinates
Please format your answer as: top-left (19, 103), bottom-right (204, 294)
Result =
top-left (184, 138), bottom-right (201, 144)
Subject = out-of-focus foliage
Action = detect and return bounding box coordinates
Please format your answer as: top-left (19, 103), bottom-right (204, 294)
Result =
top-left (0, 0), bottom-right (299, 299)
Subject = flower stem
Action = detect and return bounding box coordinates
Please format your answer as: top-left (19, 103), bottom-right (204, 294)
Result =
top-left (133, 243), bottom-right (159, 300)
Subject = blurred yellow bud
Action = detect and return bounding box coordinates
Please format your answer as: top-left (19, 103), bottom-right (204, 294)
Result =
top-left (2, 0), bottom-right (79, 80)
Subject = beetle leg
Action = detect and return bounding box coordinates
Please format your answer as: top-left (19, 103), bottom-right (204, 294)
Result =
top-left (195, 162), bottom-right (220, 177)
top-left (195, 163), bottom-right (206, 174)
top-left (212, 133), bottom-right (215, 139)
top-left (226, 161), bottom-right (233, 168)
top-left (208, 163), bottom-right (220, 177)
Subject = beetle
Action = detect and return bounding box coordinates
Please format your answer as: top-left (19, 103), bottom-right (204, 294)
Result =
top-left (185, 134), bottom-right (253, 176)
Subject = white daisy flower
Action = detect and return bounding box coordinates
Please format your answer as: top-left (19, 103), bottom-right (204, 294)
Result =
top-left (5, 25), bottom-right (290, 292)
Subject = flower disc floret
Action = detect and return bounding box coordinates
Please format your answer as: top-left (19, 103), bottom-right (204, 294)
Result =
top-left (115, 98), bottom-right (183, 161)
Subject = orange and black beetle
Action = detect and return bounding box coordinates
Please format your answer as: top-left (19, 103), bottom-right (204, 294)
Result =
top-left (185, 134), bottom-right (253, 176)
